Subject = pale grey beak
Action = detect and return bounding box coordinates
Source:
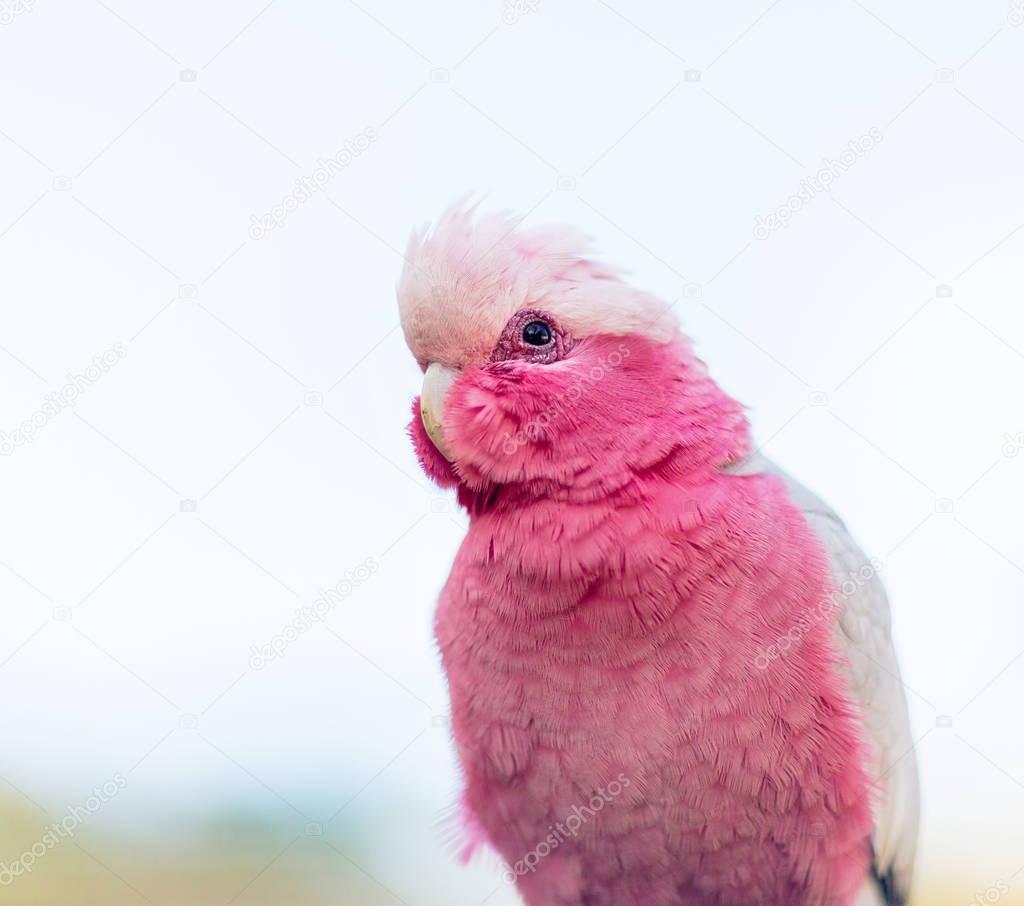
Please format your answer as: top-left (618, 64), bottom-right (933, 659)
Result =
top-left (420, 363), bottom-right (459, 461)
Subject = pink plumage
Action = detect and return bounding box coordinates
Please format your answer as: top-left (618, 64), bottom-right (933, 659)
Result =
top-left (400, 203), bottom-right (915, 905)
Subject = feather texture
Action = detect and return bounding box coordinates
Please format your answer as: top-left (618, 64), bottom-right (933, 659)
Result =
top-left (411, 333), bottom-right (879, 904)
top-left (730, 456), bottom-right (919, 904)
top-left (399, 203), bottom-right (916, 904)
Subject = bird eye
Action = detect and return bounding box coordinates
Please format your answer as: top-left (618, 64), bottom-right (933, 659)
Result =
top-left (522, 320), bottom-right (552, 346)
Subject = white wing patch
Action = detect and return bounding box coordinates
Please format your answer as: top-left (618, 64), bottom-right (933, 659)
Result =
top-left (725, 455), bottom-right (920, 902)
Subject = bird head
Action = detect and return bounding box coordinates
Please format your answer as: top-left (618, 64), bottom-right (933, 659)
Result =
top-left (399, 203), bottom-right (750, 503)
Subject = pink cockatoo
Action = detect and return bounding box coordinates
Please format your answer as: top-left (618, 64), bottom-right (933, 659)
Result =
top-left (399, 204), bottom-right (919, 906)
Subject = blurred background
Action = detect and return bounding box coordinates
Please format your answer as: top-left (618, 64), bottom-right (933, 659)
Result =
top-left (0, 0), bottom-right (1021, 903)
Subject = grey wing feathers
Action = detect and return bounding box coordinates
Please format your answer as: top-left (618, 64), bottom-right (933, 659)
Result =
top-left (726, 454), bottom-right (920, 904)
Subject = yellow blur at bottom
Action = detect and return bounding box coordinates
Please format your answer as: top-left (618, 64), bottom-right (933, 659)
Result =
top-left (912, 884), bottom-right (1020, 906)
top-left (0, 799), bottom-right (1018, 906)
top-left (0, 800), bottom-right (396, 906)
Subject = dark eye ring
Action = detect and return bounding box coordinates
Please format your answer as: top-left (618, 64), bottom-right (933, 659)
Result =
top-left (522, 320), bottom-right (552, 346)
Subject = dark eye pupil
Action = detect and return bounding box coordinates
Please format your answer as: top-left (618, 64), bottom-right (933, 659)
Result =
top-left (522, 321), bottom-right (552, 346)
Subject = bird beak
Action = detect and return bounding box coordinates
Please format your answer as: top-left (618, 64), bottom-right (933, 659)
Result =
top-left (420, 363), bottom-right (459, 461)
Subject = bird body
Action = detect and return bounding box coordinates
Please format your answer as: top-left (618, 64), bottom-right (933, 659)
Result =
top-left (399, 205), bottom-right (918, 906)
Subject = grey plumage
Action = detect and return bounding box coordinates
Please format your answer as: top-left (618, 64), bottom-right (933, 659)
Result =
top-left (727, 455), bottom-right (920, 904)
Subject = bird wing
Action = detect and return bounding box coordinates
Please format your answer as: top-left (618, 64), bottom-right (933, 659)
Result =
top-left (724, 454), bottom-right (920, 904)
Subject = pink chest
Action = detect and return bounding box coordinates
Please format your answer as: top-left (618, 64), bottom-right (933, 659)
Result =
top-left (436, 476), bottom-right (874, 905)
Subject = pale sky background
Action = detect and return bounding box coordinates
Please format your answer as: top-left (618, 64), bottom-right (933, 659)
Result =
top-left (0, 1), bottom-right (1022, 904)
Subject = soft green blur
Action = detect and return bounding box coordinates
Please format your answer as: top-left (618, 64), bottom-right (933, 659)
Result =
top-left (0, 798), bottom-right (398, 906)
top-left (0, 795), bottom-right (1020, 906)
